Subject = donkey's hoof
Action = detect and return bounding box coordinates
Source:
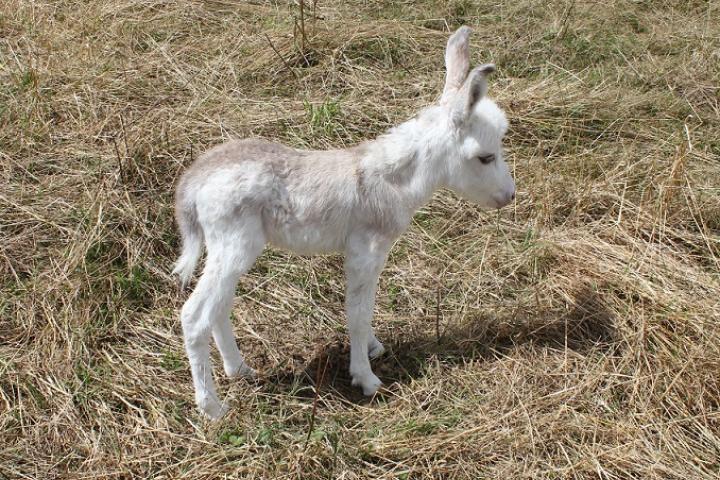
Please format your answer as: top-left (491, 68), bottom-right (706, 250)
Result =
top-left (197, 395), bottom-right (229, 420)
top-left (368, 340), bottom-right (386, 359)
top-left (225, 362), bottom-right (256, 379)
top-left (352, 372), bottom-right (382, 396)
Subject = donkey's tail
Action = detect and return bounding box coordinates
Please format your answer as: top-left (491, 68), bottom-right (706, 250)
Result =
top-left (171, 183), bottom-right (204, 288)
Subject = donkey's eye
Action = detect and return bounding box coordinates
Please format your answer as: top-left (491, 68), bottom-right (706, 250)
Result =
top-left (478, 154), bottom-right (495, 165)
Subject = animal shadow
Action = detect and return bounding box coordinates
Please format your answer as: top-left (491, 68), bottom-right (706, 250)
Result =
top-left (259, 284), bottom-right (617, 401)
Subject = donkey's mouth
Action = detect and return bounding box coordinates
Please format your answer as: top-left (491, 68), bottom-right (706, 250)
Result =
top-left (493, 191), bottom-right (515, 209)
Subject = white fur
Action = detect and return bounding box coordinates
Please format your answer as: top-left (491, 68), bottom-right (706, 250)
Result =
top-left (172, 27), bottom-right (515, 418)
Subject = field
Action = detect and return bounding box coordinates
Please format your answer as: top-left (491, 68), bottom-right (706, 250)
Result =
top-left (2, 0), bottom-right (719, 478)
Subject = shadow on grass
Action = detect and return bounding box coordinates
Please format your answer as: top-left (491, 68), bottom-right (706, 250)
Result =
top-left (258, 284), bottom-right (618, 402)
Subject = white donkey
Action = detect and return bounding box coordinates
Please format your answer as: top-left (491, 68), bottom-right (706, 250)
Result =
top-left (172, 26), bottom-right (515, 418)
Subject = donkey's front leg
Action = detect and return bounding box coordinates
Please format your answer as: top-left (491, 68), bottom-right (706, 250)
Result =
top-left (345, 236), bottom-right (390, 396)
top-left (368, 332), bottom-right (385, 359)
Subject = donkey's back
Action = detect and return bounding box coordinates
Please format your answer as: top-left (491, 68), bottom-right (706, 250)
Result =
top-left (176, 138), bottom-right (374, 259)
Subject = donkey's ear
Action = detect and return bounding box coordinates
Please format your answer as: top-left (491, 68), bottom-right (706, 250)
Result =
top-left (451, 63), bottom-right (495, 124)
top-left (466, 63), bottom-right (495, 106)
top-left (441, 26), bottom-right (472, 103)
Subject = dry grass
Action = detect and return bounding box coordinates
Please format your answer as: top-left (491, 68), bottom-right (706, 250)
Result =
top-left (2, 0), bottom-right (720, 478)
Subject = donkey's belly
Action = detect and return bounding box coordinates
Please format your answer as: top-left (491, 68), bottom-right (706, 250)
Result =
top-left (264, 218), bottom-right (347, 255)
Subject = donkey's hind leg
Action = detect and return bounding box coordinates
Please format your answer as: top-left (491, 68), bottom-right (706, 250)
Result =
top-left (180, 215), bottom-right (264, 418)
top-left (213, 314), bottom-right (256, 379)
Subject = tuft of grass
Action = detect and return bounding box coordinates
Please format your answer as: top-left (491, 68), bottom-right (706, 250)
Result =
top-left (305, 98), bottom-right (341, 136)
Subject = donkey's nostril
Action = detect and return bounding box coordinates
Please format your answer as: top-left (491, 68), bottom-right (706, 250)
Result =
top-left (511, 192), bottom-right (516, 201)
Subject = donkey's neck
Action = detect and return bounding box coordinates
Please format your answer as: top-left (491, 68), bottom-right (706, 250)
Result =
top-left (362, 110), bottom-right (450, 215)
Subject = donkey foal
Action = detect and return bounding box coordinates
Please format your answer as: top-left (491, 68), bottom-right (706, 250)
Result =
top-left (172, 27), bottom-right (516, 419)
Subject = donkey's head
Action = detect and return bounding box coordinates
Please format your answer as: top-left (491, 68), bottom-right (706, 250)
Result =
top-left (436, 26), bottom-right (515, 209)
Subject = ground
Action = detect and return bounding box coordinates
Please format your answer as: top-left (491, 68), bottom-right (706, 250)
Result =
top-left (1, 0), bottom-right (719, 478)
